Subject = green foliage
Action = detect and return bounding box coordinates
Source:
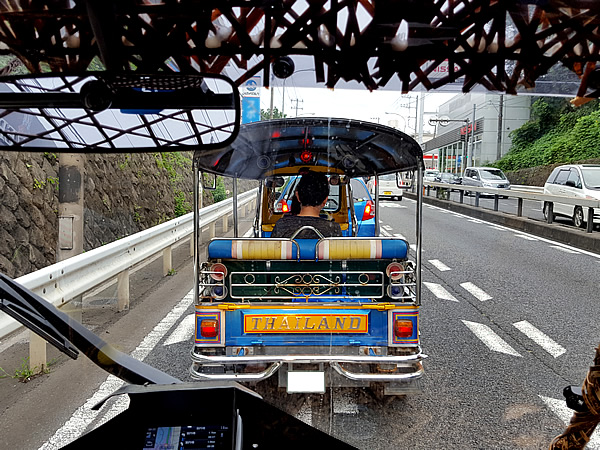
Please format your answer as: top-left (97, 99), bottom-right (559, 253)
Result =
top-left (495, 99), bottom-right (600, 171)
top-left (0, 357), bottom-right (50, 383)
top-left (154, 152), bottom-right (192, 184)
top-left (212, 176), bottom-right (227, 203)
top-left (174, 189), bottom-right (191, 216)
top-left (260, 107), bottom-right (286, 120)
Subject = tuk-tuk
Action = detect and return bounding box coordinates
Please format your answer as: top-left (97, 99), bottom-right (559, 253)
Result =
top-left (190, 117), bottom-right (425, 396)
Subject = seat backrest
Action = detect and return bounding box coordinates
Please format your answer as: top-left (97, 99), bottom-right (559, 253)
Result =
top-left (316, 238), bottom-right (408, 260)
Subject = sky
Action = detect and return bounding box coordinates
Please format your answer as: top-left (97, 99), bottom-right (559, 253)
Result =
top-left (259, 84), bottom-right (456, 136)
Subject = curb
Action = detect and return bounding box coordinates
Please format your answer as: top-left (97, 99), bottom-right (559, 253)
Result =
top-left (405, 192), bottom-right (600, 255)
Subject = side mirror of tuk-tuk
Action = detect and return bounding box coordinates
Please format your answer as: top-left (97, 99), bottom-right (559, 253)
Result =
top-left (264, 176), bottom-right (285, 188)
top-left (396, 171), bottom-right (414, 189)
top-left (202, 172), bottom-right (217, 190)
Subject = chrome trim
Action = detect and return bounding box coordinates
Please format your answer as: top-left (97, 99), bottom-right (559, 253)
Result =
top-left (190, 362), bottom-right (282, 381)
top-left (331, 361), bottom-right (424, 381)
top-left (190, 349), bottom-right (426, 365)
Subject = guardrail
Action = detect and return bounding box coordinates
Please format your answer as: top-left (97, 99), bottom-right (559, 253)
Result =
top-left (0, 188), bottom-right (258, 364)
top-left (423, 182), bottom-right (599, 233)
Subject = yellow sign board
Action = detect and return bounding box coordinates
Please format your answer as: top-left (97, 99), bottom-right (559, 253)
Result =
top-left (244, 314), bottom-right (368, 333)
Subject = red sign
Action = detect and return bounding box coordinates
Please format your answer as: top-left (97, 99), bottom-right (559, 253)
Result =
top-left (460, 123), bottom-right (477, 135)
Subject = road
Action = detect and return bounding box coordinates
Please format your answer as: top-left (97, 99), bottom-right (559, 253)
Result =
top-left (1, 200), bottom-right (599, 449)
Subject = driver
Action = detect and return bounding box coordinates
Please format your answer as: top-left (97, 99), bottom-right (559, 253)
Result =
top-left (271, 171), bottom-right (342, 239)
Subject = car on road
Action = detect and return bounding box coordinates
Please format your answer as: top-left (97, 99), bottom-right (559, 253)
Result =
top-left (462, 167), bottom-right (511, 196)
top-left (423, 169), bottom-right (440, 182)
top-left (368, 173), bottom-right (403, 201)
top-left (434, 172), bottom-right (462, 190)
top-left (542, 164), bottom-right (600, 228)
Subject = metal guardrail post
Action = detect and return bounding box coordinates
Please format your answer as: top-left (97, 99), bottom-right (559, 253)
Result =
top-left (163, 247), bottom-right (173, 276)
top-left (222, 214), bottom-right (229, 232)
top-left (493, 194), bottom-right (499, 211)
top-left (547, 202), bottom-right (554, 224)
top-left (517, 198), bottom-right (523, 217)
top-left (459, 190), bottom-right (464, 204)
top-left (475, 192), bottom-right (480, 207)
top-left (587, 208), bottom-right (594, 233)
top-left (118, 269), bottom-right (130, 311)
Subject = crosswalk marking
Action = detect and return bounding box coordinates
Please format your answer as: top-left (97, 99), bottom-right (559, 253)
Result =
top-left (423, 282), bottom-right (458, 302)
top-left (513, 321), bottom-right (566, 358)
top-left (539, 396), bottom-right (600, 449)
top-left (549, 245), bottom-right (580, 254)
top-left (460, 282), bottom-right (492, 301)
top-left (163, 313), bottom-right (195, 346)
top-left (462, 320), bottom-right (522, 357)
top-left (429, 259), bottom-right (451, 272)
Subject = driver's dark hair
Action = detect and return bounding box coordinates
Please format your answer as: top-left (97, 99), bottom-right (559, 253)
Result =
top-left (296, 171), bottom-right (329, 207)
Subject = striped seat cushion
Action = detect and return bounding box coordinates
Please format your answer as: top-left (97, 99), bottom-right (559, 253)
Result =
top-left (317, 239), bottom-right (408, 260)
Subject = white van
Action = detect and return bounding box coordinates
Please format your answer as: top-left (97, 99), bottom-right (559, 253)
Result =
top-left (542, 164), bottom-right (600, 227)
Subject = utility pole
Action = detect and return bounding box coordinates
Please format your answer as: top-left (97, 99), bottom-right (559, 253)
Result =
top-left (469, 103), bottom-right (476, 167)
top-left (291, 98), bottom-right (304, 117)
top-left (496, 94), bottom-right (504, 161)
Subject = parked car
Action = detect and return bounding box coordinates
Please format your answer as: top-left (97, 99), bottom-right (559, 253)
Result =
top-left (423, 169), bottom-right (440, 182)
top-left (368, 173), bottom-right (403, 201)
top-left (542, 164), bottom-right (600, 228)
top-left (435, 172), bottom-right (462, 190)
top-left (462, 167), bottom-right (511, 197)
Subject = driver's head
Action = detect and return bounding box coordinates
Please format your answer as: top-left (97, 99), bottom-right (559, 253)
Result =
top-left (296, 171), bottom-right (329, 207)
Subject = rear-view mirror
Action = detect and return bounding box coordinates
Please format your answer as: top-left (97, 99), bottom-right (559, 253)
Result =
top-left (264, 176), bottom-right (285, 188)
top-left (0, 73), bottom-right (240, 152)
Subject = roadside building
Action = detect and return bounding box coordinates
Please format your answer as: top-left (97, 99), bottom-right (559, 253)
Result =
top-left (423, 93), bottom-right (531, 173)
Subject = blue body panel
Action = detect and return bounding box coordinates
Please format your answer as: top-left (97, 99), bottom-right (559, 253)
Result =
top-left (224, 308), bottom-right (389, 346)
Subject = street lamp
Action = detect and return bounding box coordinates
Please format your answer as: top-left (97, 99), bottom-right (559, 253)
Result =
top-left (384, 111), bottom-right (407, 132)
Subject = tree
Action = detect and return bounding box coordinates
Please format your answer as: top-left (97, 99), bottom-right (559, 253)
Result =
top-left (260, 107), bottom-right (286, 120)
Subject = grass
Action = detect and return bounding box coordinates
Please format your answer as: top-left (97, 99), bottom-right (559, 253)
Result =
top-left (0, 357), bottom-right (54, 383)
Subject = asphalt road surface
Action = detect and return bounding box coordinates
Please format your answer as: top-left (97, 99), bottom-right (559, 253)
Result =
top-left (1, 201), bottom-right (599, 449)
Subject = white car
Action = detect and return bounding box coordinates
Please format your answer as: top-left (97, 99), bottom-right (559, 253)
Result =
top-left (423, 169), bottom-right (440, 182)
top-left (369, 173), bottom-right (403, 201)
top-left (542, 164), bottom-right (600, 228)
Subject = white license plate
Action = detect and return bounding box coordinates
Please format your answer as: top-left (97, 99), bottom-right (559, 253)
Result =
top-left (287, 371), bottom-right (326, 393)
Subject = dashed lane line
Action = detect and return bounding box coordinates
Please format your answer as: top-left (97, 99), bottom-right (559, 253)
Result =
top-left (428, 259), bottom-right (451, 272)
top-left (423, 282), bottom-right (458, 302)
top-left (39, 291), bottom-right (194, 449)
top-left (513, 321), bottom-right (566, 358)
top-left (163, 313), bottom-right (195, 346)
top-left (460, 282), bottom-right (492, 301)
top-left (462, 320), bottom-right (522, 357)
top-left (539, 396), bottom-right (600, 449)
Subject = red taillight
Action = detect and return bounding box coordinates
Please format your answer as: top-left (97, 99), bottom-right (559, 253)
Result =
top-left (200, 319), bottom-right (219, 338)
top-left (281, 201), bottom-right (289, 213)
top-left (362, 200), bottom-right (375, 221)
top-left (386, 262), bottom-right (404, 281)
top-left (394, 319), bottom-right (413, 338)
top-left (209, 263), bottom-right (227, 281)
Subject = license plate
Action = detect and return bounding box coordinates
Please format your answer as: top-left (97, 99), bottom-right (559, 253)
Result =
top-left (287, 371), bottom-right (325, 393)
top-left (384, 191), bottom-right (392, 195)
top-left (244, 314), bottom-right (368, 333)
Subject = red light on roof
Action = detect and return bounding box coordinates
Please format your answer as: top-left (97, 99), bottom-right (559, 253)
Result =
top-left (300, 150), bottom-right (313, 163)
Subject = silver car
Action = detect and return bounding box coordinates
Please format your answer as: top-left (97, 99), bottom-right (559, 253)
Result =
top-left (462, 167), bottom-right (511, 197)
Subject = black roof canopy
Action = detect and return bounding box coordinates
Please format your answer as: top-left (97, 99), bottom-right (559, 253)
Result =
top-left (193, 117), bottom-right (423, 179)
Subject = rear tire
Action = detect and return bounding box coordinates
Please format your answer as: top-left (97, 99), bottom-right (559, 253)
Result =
top-left (573, 206), bottom-right (585, 228)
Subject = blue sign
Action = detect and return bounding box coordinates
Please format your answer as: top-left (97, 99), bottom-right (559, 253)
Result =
top-left (242, 97), bottom-right (260, 124)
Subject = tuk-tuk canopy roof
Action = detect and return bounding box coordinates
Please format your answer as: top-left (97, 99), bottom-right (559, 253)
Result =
top-left (193, 117), bottom-right (423, 180)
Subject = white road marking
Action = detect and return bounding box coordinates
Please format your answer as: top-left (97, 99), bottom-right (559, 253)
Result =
top-left (461, 320), bottom-right (522, 357)
top-left (382, 225), bottom-right (393, 230)
top-left (539, 396), bottom-right (600, 449)
top-left (40, 291), bottom-right (194, 450)
top-left (393, 233), bottom-right (407, 240)
top-left (488, 225), bottom-right (506, 231)
top-left (515, 234), bottom-right (538, 241)
top-left (163, 313), bottom-right (195, 346)
top-left (423, 204), bottom-right (600, 259)
top-left (428, 259), bottom-right (451, 272)
top-left (513, 321), bottom-right (566, 358)
top-left (381, 229), bottom-right (392, 237)
top-left (549, 245), bottom-right (580, 254)
top-left (423, 282), bottom-right (458, 302)
top-left (410, 244), bottom-right (417, 251)
top-left (468, 219), bottom-right (483, 223)
top-left (380, 203), bottom-right (406, 209)
top-left (460, 282), bottom-right (492, 301)
top-left (243, 228), bottom-right (254, 237)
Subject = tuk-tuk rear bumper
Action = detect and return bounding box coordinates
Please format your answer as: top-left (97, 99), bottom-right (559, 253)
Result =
top-left (189, 350), bottom-right (426, 382)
